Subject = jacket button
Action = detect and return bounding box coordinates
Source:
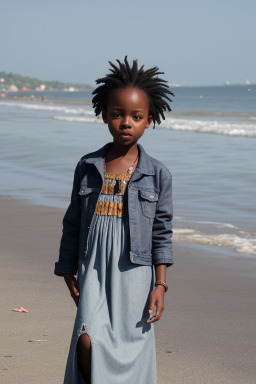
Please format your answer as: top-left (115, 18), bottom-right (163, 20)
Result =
top-left (84, 250), bottom-right (87, 255)
top-left (129, 185), bottom-right (134, 189)
top-left (131, 257), bottom-right (136, 262)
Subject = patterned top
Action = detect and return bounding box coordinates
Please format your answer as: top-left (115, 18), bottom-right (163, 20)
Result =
top-left (95, 172), bottom-right (132, 217)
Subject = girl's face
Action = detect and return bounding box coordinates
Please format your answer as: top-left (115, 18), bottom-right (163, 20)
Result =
top-left (102, 87), bottom-right (152, 147)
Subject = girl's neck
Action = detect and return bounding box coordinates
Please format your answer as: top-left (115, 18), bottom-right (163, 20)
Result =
top-left (108, 142), bottom-right (138, 159)
top-left (105, 142), bottom-right (139, 175)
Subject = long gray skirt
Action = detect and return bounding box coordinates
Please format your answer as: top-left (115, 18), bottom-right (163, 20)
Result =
top-left (63, 213), bottom-right (157, 384)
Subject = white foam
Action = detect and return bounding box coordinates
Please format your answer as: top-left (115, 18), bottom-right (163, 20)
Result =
top-left (174, 228), bottom-right (196, 235)
top-left (173, 228), bottom-right (256, 256)
top-left (0, 101), bottom-right (94, 115)
top-left (161, 118), bottom-right (256, 137)
top-left (53, 116), bottom-right (102, 123)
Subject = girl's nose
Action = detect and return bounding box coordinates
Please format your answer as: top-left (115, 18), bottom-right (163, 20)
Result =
top-left (121, 115), bottom-right (131, 128)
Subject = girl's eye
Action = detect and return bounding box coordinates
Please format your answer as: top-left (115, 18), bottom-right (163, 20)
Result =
top-left (133, 115), bottom-right (142, 121)
top-left (112, 113), bottom-right (121, 118)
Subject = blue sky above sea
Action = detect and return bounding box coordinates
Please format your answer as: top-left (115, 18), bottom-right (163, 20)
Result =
top-left (0, 0), bottom-right (256, 87)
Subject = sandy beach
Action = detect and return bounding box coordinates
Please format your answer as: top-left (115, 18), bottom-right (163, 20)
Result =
top-left (1, 196), bottom-right (256, 384)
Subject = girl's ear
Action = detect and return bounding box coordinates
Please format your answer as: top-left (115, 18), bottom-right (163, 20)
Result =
top-left (102, 109), bottom-right (107, 124)
top-left (146, 115), bottom-right (153, 129)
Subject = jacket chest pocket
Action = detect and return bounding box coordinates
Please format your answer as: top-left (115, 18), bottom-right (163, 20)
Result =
top-left (139, 189), bottom-right (159, 219)
top-left (79, 186), bottom-right (94, 211)
top-left (79, 185), bottom-right (101, 211)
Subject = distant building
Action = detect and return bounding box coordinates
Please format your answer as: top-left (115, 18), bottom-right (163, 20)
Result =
top-left (8, 85), bottom-right (19, 92)
top-left (168, 82), bottom-right (180, 87)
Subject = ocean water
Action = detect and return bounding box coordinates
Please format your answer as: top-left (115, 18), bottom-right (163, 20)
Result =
top-left (0, 85), bottom-right (255, 257)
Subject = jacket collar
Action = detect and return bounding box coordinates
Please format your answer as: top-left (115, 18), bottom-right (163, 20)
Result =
top-left (83, 142), bottom-right (155, 183)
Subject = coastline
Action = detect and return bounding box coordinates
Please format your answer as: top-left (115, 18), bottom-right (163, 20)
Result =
top-left (1, 196), bottom-right (256, 383)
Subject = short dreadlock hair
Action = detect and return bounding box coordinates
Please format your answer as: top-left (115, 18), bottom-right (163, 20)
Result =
top-left (92, 56), bottom-right (174, 128)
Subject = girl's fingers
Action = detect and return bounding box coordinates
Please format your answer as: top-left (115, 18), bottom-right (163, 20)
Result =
top-left (147, 308), bottom-right (163, 323)
top-left (147, 298), bottom-right (164, 323)
top-left (64, 274), bottom-right (80, 305)
top-left (70, 283), bottom-right (80, 305)
top-left (148, 292), bottom-right (156, 313)
top-left (72, 285), bottom-right (80, 296)
top-left (148, 303), bottom-right (154, 315)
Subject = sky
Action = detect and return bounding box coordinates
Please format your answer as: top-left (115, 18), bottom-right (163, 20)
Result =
top-left (0, 0), bottom-right (255, 86)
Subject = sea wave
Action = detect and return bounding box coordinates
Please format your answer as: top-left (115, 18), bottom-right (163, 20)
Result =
top-left (179, 219), bottom-right (239, 230)
top-left (1, 100), bottom-right (256, 137)
top-left (172, 110), bottom-right (256, 119)
top-left (53, 116), bottom-right (101, 123)
top-left (0, 101), bottom-right (94, 115)
top-left (173, 228), bottom-right (256, 256)
top-left (52, 115), bottom-right (256, 137)
top-left (161, 118), bottom-right (256, 137)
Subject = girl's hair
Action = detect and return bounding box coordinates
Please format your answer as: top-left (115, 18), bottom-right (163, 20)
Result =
top-left (92, 56), bottom-right (174, 128)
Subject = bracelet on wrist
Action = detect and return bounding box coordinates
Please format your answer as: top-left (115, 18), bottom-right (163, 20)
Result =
top-left (155, 280), bottom-right (168, 292)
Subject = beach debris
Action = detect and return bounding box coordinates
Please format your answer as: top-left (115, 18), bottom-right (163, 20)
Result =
top-left (28, 339), bottom-right (48, 343)
top-left (12, 306), bottom-right (28, 313)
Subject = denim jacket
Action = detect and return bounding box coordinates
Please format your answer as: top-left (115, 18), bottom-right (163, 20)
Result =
top-left (54, 142), bottom-right (173, 276)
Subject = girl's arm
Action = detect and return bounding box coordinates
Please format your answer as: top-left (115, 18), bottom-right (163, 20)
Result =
top-left (54, 162), bottom-right (82, 305)
top-left (147, 168), bottom-right (173, 323)
top-left (54, 161), bottom-right (82, 276)
top-left (151, 172), bottom-right (173, 267)
top-left (147, 264), bottom-right (167, 323)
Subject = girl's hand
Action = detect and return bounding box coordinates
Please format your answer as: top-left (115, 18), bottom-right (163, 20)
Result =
top-left (147, 285), bottom-right (165, 323)
top-left (64, 274), bottom-right (80, 307)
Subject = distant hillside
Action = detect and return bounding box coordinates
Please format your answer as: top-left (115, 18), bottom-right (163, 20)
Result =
top-left (0, 71), bottom-right (93, 91)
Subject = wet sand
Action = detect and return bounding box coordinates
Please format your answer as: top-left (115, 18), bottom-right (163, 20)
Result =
top-left (1, 196), bottom-right (256, 383)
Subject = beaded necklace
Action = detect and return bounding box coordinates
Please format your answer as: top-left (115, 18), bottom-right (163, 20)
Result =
top-left (104, 151), bottom-right (139, 174)
top-left (104, 153), bottom-right (139, 194)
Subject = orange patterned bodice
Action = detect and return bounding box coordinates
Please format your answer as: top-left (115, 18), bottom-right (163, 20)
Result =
top-left (95, 172), bottom-right (132, 217)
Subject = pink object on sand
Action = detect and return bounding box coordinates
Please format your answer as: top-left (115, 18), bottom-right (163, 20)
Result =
top-left (12, 306), bottom-right (28, 313)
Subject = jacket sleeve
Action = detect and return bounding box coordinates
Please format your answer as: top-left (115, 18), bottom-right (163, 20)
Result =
top-left (54, 162), bottom-right (81, 276)
top-left (152, 172), bottom-right (173, 267)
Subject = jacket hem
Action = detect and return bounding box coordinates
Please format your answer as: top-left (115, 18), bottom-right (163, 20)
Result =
top-left (54, 262), bottom-right (78, 276)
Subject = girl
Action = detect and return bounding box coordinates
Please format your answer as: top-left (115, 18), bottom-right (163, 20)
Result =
top-left (54, 57), bottom-right (174, 384)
